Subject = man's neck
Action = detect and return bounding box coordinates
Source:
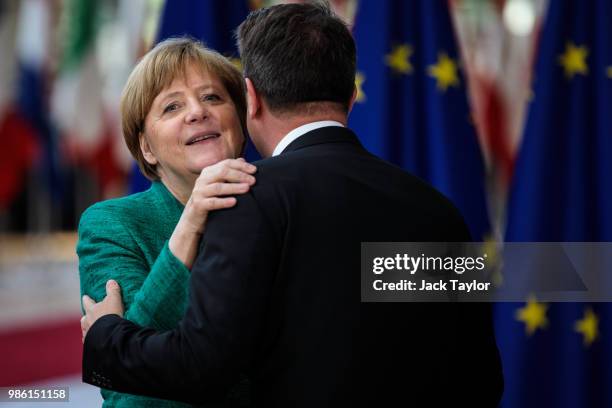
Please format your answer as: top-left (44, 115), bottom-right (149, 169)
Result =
top-left (260, 110), bottom-right (348, 157)
top-left (271, 120), bottom-right (344, 157)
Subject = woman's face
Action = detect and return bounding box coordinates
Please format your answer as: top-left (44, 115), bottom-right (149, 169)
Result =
top-left (141, 63), bottom-right (244, 184)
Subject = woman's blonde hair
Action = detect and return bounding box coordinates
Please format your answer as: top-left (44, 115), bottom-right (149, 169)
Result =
top-left (121, 37), bottom-right (247, 180)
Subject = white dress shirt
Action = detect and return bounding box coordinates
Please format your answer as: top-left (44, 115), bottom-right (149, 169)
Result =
top-left (271, 120), bottom-right (344, 157)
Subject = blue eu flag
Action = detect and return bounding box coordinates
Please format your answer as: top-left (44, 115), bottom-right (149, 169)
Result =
top-left (349, 0), bottom-right (490, 240)
top-left (498, 0), bottom-right (612, 406)
top-left (129, 0), bottom-right (254, 193)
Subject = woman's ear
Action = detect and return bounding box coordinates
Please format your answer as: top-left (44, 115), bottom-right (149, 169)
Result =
top-left (139, 133), bottom-right (158, 165)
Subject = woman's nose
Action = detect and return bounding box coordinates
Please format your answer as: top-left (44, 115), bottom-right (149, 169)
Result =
top-left (185, 100), bottom-right (208, 123)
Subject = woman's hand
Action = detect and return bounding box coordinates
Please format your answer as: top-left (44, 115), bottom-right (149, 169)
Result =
top-left (183, 158), bottom-right (256, 234)
top-left (169, 158), bottom-right (256, 268)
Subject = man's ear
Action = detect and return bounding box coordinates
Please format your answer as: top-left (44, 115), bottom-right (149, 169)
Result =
top-left (139, 133), bottom-right (157, 165)
top-left (245, 78), bottom-right (261, 119)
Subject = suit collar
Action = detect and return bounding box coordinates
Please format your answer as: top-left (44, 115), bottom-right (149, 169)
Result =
top-left (272, 121), bottom-right (344, 156)
top-left (280, 126), bottom-right (363, 155)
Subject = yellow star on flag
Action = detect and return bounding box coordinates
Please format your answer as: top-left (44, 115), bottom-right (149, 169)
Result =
top-left (558, 42), bottom-right (589, 79)
top-left (574, 307), bottom-right (599, 347)
top-left (515, 295), bottom-right (548, 336)
top-left (480, 236), bottom-right (503, 287)
top-left (385, 44), bottom-right (413, 75)
top-left (607, 66), bottom-right (612, 79)
top-left (355, 71), bottom-right (366, 103)
top-left (427, 52), bottom-right (460, 91)
top-left (229, 58), bottom-right (243, 71)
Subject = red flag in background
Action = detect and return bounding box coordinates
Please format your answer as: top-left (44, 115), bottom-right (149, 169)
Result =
top-left (0, 108), bottom-right (40, 210)
top-left (0, 1), bottom-right (41, 210)
top-left (451, 0), bottom-right (545, 233)
top-left (52, 0), bottom-right (131, 198)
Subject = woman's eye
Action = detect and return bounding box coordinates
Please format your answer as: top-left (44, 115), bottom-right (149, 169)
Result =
top-left (163, 103), bottom-right (179, 113)
top-left (202, 94), bottom-right (221, 102)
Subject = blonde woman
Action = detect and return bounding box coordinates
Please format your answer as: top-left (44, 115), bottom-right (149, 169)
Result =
top-left (78, 38), bottom-right (253, 407)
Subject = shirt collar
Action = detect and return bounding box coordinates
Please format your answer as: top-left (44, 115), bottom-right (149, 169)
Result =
top-left (272, 120), bottom-right (344, 157)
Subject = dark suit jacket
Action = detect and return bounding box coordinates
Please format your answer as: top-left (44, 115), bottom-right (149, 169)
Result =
top-left (83, 126), bottom-right (503, 407)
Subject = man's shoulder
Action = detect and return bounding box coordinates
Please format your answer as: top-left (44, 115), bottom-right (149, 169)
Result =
top-left (245, 144), bottom-right (469, 238)
top-left (251, 153), bottom-right (297, 173)
top-left (378, 164), bottom-right (470, 237)
top-left (395, 172), bottom-right (472, 241)
top-left (246, 155), bottom-right (303, 194)
top-left (249, 145), bottom-right (456, 207)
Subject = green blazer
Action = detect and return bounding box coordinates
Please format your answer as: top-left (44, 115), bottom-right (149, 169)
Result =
top-left (78, 181), bottom-right (194, 407)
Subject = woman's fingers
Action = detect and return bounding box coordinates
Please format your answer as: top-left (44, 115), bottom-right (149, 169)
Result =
top-left (201, 182), bottom-right (251, 197)
top-left (204, 196), bottom-right (237, 210)
top-left (226, 158), bottom-right (256, 173)
top-left (199, 159), bottom-right (256, 184)
top-left (189, 183), bottom-right (246, 212)
top-left (82, 295), bottom-right (95, 312)
top-left (219, 168), bottom-right (256, 184)
top-left (187, 159), bottom-right (256, 216)
top-left (190, 195), bottom-right (238, 212)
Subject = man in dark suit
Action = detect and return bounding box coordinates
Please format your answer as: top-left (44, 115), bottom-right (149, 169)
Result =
top-left (81, 3), bottom-right (503, 406)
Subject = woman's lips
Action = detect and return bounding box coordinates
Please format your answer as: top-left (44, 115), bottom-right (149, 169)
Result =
top-left (186, 133), bottom-right (220, 145)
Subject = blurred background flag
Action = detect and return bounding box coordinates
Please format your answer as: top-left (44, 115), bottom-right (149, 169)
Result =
top-left (129, 0), bottom-right (257, 194)
top-left (0, 0), bottom-right (39, 211)
top-left (349, 0), bottom-right (490, 240)
top-left (52, 0), bottom-right (126, 202)
top-left (13, 0), bottom-right (63, 230)
top-left (497, 0), bottom-right (612, 406)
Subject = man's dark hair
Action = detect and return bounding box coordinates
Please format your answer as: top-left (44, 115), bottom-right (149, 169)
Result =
top-left (236, 1), bottom-right (356, 114)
